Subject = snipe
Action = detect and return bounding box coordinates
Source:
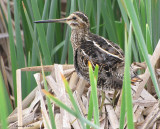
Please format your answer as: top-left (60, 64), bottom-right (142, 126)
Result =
top-left (35, 11), bottom-right (141, 90)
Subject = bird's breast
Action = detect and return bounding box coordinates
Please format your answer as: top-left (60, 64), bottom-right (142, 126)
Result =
top-left (71, 32), bottom-right (78, 43)
top-left (71, 30), bottom-right (85, 50)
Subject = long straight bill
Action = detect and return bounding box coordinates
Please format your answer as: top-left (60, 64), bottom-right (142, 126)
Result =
top-left (34, 18), bottom-right (68, 23)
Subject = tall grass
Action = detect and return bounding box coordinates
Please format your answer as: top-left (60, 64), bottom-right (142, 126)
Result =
top-left (0, 0), bottom-right (160, 128)
top-left (120, 24), bottom-right (134, 129)
top-left (0, 71), bottom-right (8, 129)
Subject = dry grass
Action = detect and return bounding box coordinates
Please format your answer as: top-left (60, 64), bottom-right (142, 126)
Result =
top-left (7, 40), bottom-right (160, 129)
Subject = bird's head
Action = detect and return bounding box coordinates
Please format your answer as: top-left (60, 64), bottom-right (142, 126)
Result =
top-left (34, 11), bottom-right (90, 30)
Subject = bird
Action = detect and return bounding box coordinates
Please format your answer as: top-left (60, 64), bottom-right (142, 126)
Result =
top-left (34, 11), bottom-right (142, 90)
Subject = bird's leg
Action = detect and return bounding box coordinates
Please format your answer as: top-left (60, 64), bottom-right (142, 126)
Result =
top-left (112, 89), bottom-right (118, 106)
top-left (99, 91), bottom-right (105, 116)
top-left (99, 90), bottom-right (114, 115)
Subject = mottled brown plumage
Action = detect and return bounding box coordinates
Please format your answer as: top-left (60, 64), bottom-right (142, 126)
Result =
top-left (35, 11), bottom-right (141, 90)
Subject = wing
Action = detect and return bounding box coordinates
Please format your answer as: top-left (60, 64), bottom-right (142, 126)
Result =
top-left (74, 34), bottom-right (125, 89)
top-left (80, 34), bottom-right (124, 68)
top-left (88, 33), bottom-right (124, 60)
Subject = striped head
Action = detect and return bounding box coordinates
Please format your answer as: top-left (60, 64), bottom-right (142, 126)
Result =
top-left (67, 12), bottom-right (90, 29)
top-left (34, 11), bottom-right (90, 30)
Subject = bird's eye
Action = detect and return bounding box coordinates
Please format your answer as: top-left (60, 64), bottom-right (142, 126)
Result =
top-left (72, 16), bottom-right (77, 20)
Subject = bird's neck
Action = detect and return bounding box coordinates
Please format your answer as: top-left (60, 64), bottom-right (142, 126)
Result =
top-left (71, 28), bottom-right (89, 50)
